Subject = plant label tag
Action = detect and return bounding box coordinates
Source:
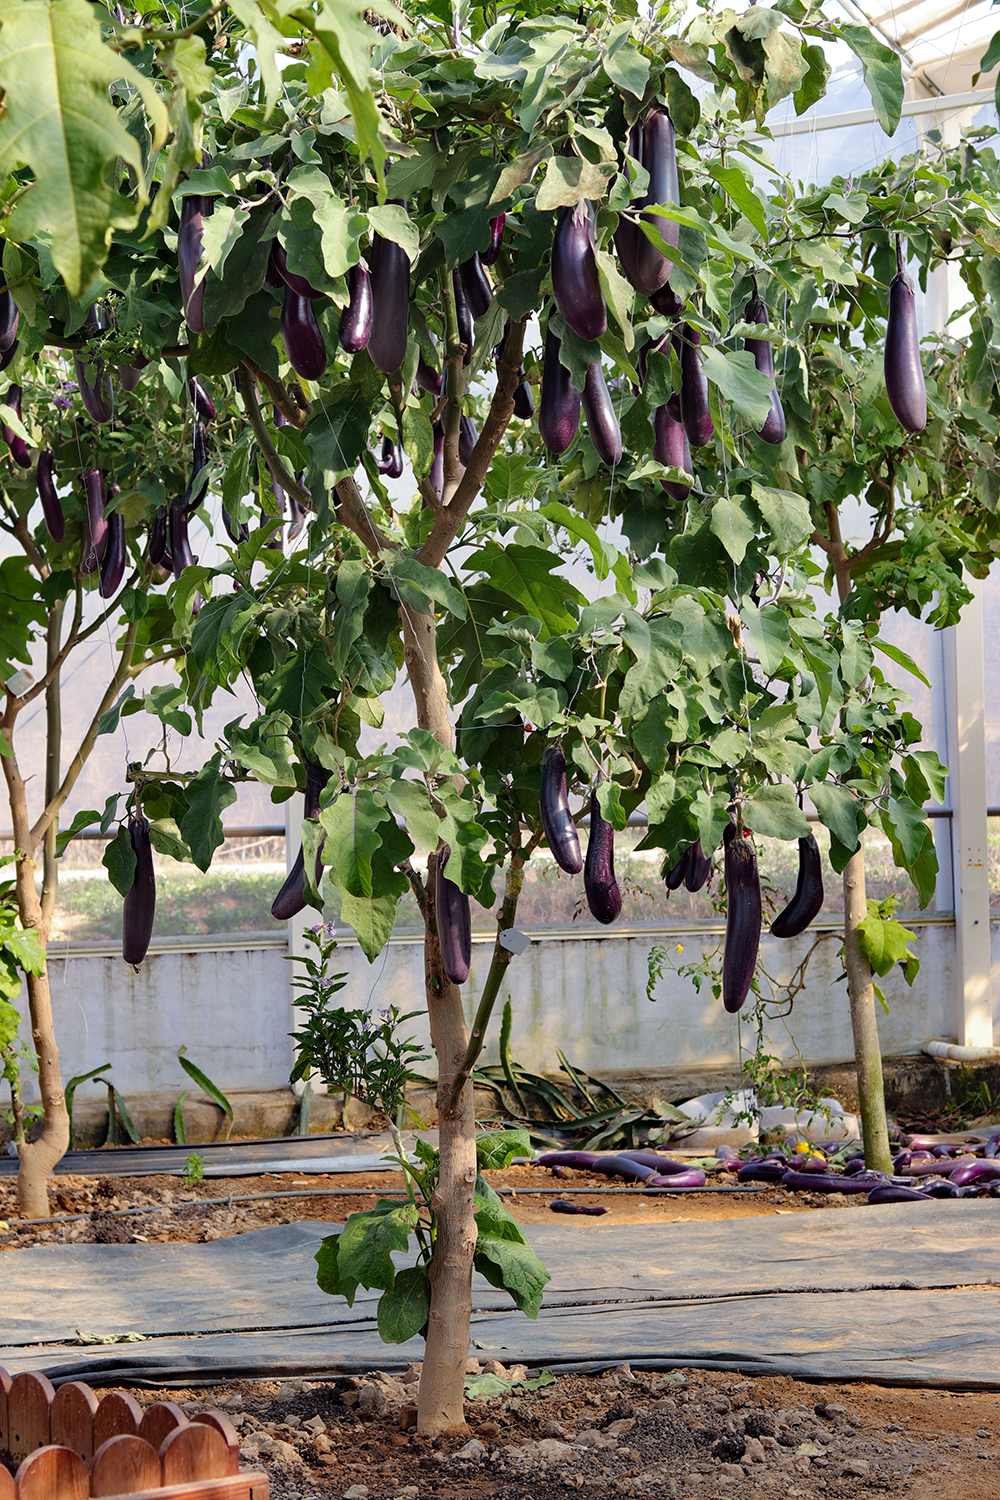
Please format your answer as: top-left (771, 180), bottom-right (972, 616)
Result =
top-left (498, 927), bottom-right (530, 956)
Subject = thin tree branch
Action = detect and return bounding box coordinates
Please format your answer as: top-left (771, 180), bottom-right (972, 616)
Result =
top-left (334, 475), bottom-right (394, 559)
top-left (240, 364), bottom-right (313, 505)
top-left (242, 357), bottom-right (311, 428)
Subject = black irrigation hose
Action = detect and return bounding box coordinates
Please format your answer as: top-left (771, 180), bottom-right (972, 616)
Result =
top-left (2, 1181), bottom-right (773, 1228)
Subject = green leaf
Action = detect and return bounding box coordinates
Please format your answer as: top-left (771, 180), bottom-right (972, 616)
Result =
top-left (603, 22), bottom-right (650, 97)
top-left (366, 202), bottom-right (419, 262)
top-left (711, 493), bottom-right (757, 565)
top-left (102, 826), bottom-right (136, 898)
top-left (315, 1232), bottom-right (359, 1305)
top-left (390, 558), bottom-right (467, 620)
top-left (905, 750), bottom-right (948, 805)
top-left (880, 798), bottom-right (937, 909)
top-left (707, 163), bottom-right (766, 239)
top-left (337, 1199), bottom-right (420, 1293)
top-left (148, 817), bottom-right (191, 864)
top-left (743, 783), bottom-right (810, 840)
top-left (473, 1222), bottom-right (550, 1319)
top-left (857, 912), bottom-right (919, 979)
top-left (55, 808), bottom-right (101, 858)
top-left (794, 42), bottom-right (832, 115)
top-left (535, 155), bottom-right (616, 210)
top-left (741, 600), bottom-right (789, 675)
top-left (97, 685), bottom-right (137, 738)
top-left (340, 885), bottom-right (405, 963)
top-left (0, 0), bottom-right (167, 296)
top-left (464, 543), bottom-right (586, 640)
top-left (177, 1047), bottom-right (233, 1125)
top-left (377, 1265), bottom-right (430, 1343)
top-left (751, 482), bottom-right (814, 556)
top-left (809, 782), bottom-right (860, 852)
top-left (840, 25), bottom-right (904, 136)
top-left (871, 637), bottom-right (931, 688)
top-left (476, 1128), bottom-right (531, 1171)
top-left (701, 347), bottom-right (774, 427)
top-left (332, 559), bottom-right (372, 676)
top-left (180, 754), bottom-right (238, 873)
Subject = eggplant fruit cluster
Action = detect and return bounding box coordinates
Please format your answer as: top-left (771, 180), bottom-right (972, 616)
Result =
top-left (719, 822), bottom-right (825, 1015)
top-left (539, 747), bottom-right (622, 925)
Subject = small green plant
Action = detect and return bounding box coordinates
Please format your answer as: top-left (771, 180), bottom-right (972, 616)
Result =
top-left (175, 1047), bottom-right (234, 1143)
top-left (0, 863), bottom-right (45, 1148)
top-left (183, 1154), bottom-right (206, 1183)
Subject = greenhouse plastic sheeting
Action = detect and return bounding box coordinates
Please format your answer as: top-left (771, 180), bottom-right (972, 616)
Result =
top-left (0, 1133), bottom-right (431, 1178)
top-left (2, 1205), bottom-right (999, 1389)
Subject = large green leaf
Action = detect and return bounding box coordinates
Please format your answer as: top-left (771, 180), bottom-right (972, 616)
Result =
top-left (320, 787), bottom-right (390, 899)
top-left (464, 543), bottom-right (586, 639)
top-left (376, 1265), bottom-right (430, 1344)
top-left (751, 483), bottom-right (814, 556)
top-left (743, 783), bottom-right (809, 840)
top-left (341, 884), bottom-right (406, 963)
top-left (102, 826), bottom-right (136, 897)
top-left (336, 1199), bottom-right (420, 1293)
top-left (701, 347), bottom-right (774, 427)
top-left (840, 25), bottom-right (904, 136)
top-left (809, 782), bottom-right (860, 852)
top-left (0, 0), bottom-right (167, 296)
top-left (180, 754), bottom-right (238, 872)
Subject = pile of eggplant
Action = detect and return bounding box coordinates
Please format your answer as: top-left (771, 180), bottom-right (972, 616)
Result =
top-left (538, 1149), bottom-right (707, 1190)
top-left (724, 1129), bottom-right (1000, 1201)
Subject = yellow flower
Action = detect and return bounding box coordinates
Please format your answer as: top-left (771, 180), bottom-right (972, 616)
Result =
top-left (675, 944), bottom-right (684, 954)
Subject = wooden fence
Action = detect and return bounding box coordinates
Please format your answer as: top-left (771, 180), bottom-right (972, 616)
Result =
top-left (0, 1371), bottom-right (267, 1500)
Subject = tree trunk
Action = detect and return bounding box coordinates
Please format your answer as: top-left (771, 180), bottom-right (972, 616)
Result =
top-left (416, 852), bottom-right (477, 1436)
top-left (842, 847), bottom-right (892, 1171)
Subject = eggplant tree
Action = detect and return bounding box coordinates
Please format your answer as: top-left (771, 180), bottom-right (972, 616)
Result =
top-left (2, 0), bottom-right (1000, 1435)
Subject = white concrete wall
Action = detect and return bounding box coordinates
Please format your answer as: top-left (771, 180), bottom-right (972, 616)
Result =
top-left (18, 915), bottom-right (996, 1105)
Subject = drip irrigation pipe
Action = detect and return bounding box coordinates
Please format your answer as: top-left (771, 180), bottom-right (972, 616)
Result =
top-left (1, 1182), bottom-right (773, 1228)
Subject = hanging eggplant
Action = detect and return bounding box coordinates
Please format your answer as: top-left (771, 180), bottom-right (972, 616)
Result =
top-left (429, 421), bottom-right (445, 500)
top-left (458, 413), bottom-right (478, 467)
top-left (665, 847), bottom-right (691, 890)
top-left (178, 191), bottom-right (213, 334)
top-left (743, 287), bottom-right (785, 445)
top-left (287, 495), bottom-right (307, 541)
top-left (634, 109), bottom-right (680, 296)
top-left (2, 384), bottom-right (29, 467)
top-left (222, 505), bottom-right (250, 544)
top-left (582, 361), bottom-right (622, 467)
top-left (552, 203), bottom-right (607, 343)
top-left (122, 814), bottom-right (156, 968)
top-left (169, 503), bottom-right (196, 575)
top-left (73, 355), bottom-right (113, 424)
top-left (37, 449), bottom-right (63, 541)
top-left (770, 833), bottom-right (824, 938)
top-left (119, 354), bottom-right (149, 393)
top-left (416, 349), bottom-right (442, 396)
top-left (653, 399), bottom-right (691, 499)
top-left (539, 745), bottom-right (583, 874)
top-left (280, 286), bottom-right (327, 380)
top-left (513, 375), bottom-right (534, 419)
top-left (271, 240), bottom-right (324, 300)
top-left (148, 506), bottom-right (168, 564)
top-left (339, 261), bottom-right (373, 353)
top-left (650, 284), bottom-right (684, 318)
top-left (368, 218), bottom-right (411, 373)
top-left (436, 846), bottom-right (472, 986)
top-left (99, 509), bottom-right (126, 598)
top-left (182, 419), bottom-right (210, 512)
top-left (451, 270), bottom-right (474, 366)
top-left (584, 789), bottom-right (623, 925)
top-left (0, 337), bottom-right (18, 373)
top-left (271, 762), bottom-right (330, 920)
top-left (0, 287), bottom-right (18, 353)
top-left (377, 434), bottom-right (404, 478)
top-left (722, 821), bottom-right (761, 1014)
top-left (480, 213), bottom-right (505, 267)
top-left (81, 467), bottom-right (108, 574)
top-left (685, 839), bottom-right (712, 893)
top-left (189, 377), bottom-right (216, 424)
top-left (459, 253), bottom-right (492, 320)
top-left (884, 236), bottom-right (927, 434)
top-left (614, 121), bottom-right (644, 291)
top-left (539, 328), bottom-right (581, 455)
top-left (679, 326), bottom-right (715, 448)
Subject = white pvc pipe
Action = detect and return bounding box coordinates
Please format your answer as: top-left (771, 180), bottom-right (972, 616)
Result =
top-left (923, 1039), bottom-right (1000, 1062)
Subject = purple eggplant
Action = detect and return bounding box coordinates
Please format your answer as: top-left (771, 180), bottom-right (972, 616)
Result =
top-left (540, 745), bottom-right (583, 875)
top-left (270, 762), bottom-right (329, 920)
top-left (0, 288), bottom-right (18, 353)
top-left (436, 845), bottom-right (472, 986)
top-left (737, 1159), bottom-right (787, 1183)
top-left (651, 285), bottom-right (684, 319)
top-left (537, 1151), bottom-right (602, 1171)
top-left (377, 434), bottom-right (404, 479)
top-left (550, 1200), bottom-right (608, 1216)
top-left (222, 506), bottom-right (250, 544)
top-left (582, 361), bottom-right (623, 467)
top-left (679, 327), bottom-right (714, 448)
top-left (287, 496), bottom-right (306, 541)
top-left (552, 203), bottom-right (606, 343)
top-left (620, 1151), bottom-right (692, 1174)
top-left (122, 814), bottom-right (156, 968)
top-left (885, 236), bottom-right (927, 434)
top-left (665, 848), bottom-right (691, 890)
top-left (584, 787), bottom-right (623, 925)
top-left (37, 449), bottom-right (63, 541)
top-left (634, 109), bottom-right (679, 295)
top-left (685, 840), bottom-right (712, 892)
top-left (722, 821), bottom-right (760, 1014)
top-left (591, 1156), bottom-right (657, 1183)
top-left (178, 192), bottom-right (213, 334)
top-left (0, 336), bottom-right (18, 373)
top-left (73, 354), bottom-right (114, 424)
top-left (451, 269), bottom-right (474, 366)
top-left (647, 1170), bottom-right (708, 1188)
top-left (539, 328), bottom-right (581, 455)
top-left (950, 1159), bottom-right (1000, 1188)
top-left (429, 420), bottom-right (444, 499)
top-left (189, 378), bottom-right (216, 424)
top-left (458, 413), bottom-right (477, 467)
top-left (743, 288), bottom-right (785, 445)
top-left (781, 1171), bottom-right (875, 1194)
top-left (513, 376), bottom-right (534, 419)
top-left (614, 121), bottom-right (644, 291)
top-left (368, 219), bottom-right (410, 374)
top-left (99, 509), bottom-right (126, 598)
top-left (149, 506), bottom-right (168, 564)
top-left (480, 213), bottom-right (505, 267)
top-left (264, 245), bottom-right (285, 290)
top-left (867, 1184), bottom-right (932, 1204)
top-left (771, 833), bottom-right (823, 938)
top-left (169, 504), bottom-right (196, 575)
top-left (119, 353), bottom-right (149, 393)
top-left (183, 419), bottom-right (210, 512)
top-left (653, 399), bottom-right (692, 499)
top-left (271, 239), bottom-right (324, 300)
top-left (339, 262), bottom-right (373, 353)
top-left (280, 286), bottom-right (327, 380)
top-left (417, 350), bottom-right (442, 396)
top-left (459, 253), bottom-right (492, 321)
top-left (985, 1131), bottom-right (1000, 1159)
top-left (81, 467), bottom-right (108, 574)
top-left (1, 384), bottom-right (29, 467)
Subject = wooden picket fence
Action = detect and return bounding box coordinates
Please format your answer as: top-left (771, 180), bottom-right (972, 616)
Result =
top-left (0, 1370), bottom-right (268, 1500)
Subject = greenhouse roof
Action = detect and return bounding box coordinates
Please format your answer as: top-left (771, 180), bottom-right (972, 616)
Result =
top-left (834, 0), bottom-right (998, 98)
